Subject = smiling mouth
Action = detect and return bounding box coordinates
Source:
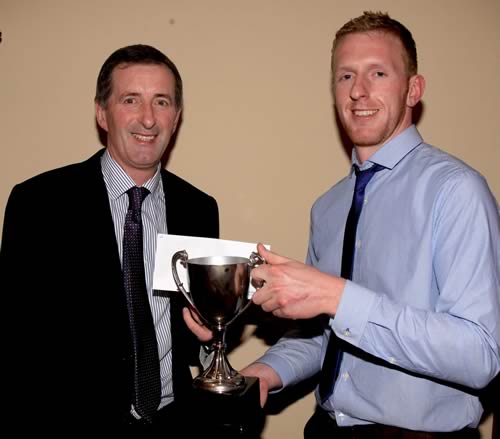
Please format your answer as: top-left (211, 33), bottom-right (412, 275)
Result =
top-left (132, 133), bottom-right (156, 142)
top-left (352, 109), bottom-right (378, 117)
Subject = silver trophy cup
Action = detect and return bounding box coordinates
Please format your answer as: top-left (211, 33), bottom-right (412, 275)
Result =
top-left (172, 250), bottom-right (263, 393)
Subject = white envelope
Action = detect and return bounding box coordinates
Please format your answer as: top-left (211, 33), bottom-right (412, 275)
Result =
top-left (152, 234), bottom-right (269, 293)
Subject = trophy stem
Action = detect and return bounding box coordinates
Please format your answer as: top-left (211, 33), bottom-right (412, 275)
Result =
top-left (193, 327), bottom-right (246, 394)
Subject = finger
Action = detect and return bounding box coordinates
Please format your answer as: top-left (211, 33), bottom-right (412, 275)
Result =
top-left (250, 286), bottom-right (270, 306)
top-left (257, 243), bottom-right (291, 265)
top-left (182, 307), bottom-right (197, 328)
top-left (272, 308), bottom-right (287, 319)
top-left (183, 306), bottom-right (204, 328)
top-left (253, 292), bottom-right (279, 313)
top-left (182, 307), bottom-right (212, 341)
top-left (251, 289), bottom-right (262, 305)
top-left (259, 381), bottom-right (268, 407)
top-left (188, 306), bottom-right (204, 325)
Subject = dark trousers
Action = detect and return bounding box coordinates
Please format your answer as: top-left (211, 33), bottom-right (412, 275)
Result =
top-left (304, 408), bottom-right (480, 439)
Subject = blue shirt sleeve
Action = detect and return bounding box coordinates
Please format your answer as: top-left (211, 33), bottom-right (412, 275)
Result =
top-left (333, 168), bottom-right (500, 389)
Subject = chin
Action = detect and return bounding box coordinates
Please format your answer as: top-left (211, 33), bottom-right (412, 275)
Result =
top-left (346, 127), bottom-right (385, 147)
top-left (133, 147), bottom-right (161, 161)
top-left (353, 138), bottom-right (382, 148)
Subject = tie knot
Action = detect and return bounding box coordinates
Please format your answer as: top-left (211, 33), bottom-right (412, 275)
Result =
top-left (127, 187), bottom-right (150, 211)
top-left (353, 163), bottom-right (384, 192)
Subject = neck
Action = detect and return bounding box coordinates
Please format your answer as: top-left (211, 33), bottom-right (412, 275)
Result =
top-left (354, 145), bottom-right (382, 164)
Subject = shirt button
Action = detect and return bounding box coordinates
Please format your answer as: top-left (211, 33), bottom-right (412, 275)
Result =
top-left (364, 197), bottom-right (368, 205)
top-left (342, 372), bottom-right (350, 380)
top-left (355, 239), bottom-right (361, 249)
top-left (344, 329), bottom-right (351, 337)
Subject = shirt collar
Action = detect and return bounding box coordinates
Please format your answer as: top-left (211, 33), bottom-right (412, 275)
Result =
top-left (350, 125), bottom-right (424, 176)
top-left (101, 149), bottom-right (162, 200)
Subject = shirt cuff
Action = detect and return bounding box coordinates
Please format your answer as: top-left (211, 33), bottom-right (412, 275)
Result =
top-left (331, 280), bottom-right (379, 347)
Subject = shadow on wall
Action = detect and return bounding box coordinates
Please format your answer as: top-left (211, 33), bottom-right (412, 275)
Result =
top-left (227, 307), bottom-right (321, 417)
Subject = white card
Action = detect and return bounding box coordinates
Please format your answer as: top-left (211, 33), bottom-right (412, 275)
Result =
top-left (152, 234), bottom-right (269, 292)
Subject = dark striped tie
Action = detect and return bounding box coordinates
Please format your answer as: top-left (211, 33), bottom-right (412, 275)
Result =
top-left (123, 186), bottom-right (161, 422)
top-left (318, 163), bottom-right (384, 402)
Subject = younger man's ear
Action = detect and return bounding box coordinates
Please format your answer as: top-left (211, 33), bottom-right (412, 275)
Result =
top-left (407, 74), bottom-right (425, 108)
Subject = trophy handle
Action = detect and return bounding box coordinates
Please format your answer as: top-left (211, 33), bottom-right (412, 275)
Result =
top-left (171, 250), bottom-right (196, 308)
top-left (249, 251), bottom-right (266, 291)
top-left (225, 251), bottom-right (266, 325)
top-left (249, 251), bottom-right (265, 272)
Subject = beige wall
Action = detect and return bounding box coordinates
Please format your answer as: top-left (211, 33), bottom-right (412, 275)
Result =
top-left (1, 0), bottom-right (498, 437)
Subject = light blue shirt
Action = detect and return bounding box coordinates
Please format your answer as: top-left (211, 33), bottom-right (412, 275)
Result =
top-left (257, 125), bottom-right (500, 431)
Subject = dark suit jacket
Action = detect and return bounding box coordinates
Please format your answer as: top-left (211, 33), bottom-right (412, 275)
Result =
top-left (0, 150), bottom-right (219, 430)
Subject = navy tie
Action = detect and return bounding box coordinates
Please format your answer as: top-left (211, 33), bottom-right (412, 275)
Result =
top-left (123, 186), bottom-right (161, 422)
top-left (318, 163), bottom-right (384, 402)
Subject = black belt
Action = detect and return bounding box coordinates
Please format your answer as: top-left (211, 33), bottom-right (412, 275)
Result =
top-left (304, 408), bottom-right (479, 439)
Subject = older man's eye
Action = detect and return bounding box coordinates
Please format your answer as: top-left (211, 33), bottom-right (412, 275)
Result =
top-left (338, 73), bottom-right (352, 82)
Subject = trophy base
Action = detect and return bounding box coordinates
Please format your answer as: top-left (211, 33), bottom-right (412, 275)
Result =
top-left (192, 376), bottom-right (263, 438)
top-left (193, 372), bottom-right (246, 393)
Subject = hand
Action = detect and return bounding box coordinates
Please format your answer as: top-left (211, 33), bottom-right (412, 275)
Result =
top-left (251, 243), bottom-right (346, 319)
top-left (240, 362), bottom-right (282, 407)
top-left (182, 307), bottom-right (213, 343)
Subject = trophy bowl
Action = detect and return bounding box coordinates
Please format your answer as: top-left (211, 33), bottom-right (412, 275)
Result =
top-left (172, 250), bottom-right (263, 393)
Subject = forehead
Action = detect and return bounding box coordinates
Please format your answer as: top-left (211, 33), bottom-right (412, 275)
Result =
top-left (333, 31), bottom-right (406, 70)
top-left (110, 63), bottom-right (176, 93)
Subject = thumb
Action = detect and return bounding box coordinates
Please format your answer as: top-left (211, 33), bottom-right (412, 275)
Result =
top-left (257, 242), bottom-right (290, 265)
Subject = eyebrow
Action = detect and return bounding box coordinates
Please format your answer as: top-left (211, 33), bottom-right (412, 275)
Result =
top-left (335, 62), bottom-right (388, 72)
top-left (153, 92), bottom-right (173, 99)
top-left (119, 92), bottom-right (174, 100)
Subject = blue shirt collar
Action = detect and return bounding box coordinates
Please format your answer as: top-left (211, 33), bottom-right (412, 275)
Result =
top-left (350, 125), bottom-right (424, 175)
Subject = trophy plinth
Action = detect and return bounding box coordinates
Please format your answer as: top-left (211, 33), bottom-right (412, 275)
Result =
top-left (172, 250), bottom-right (263, 394)
top-left (193, 376), bottom-right (264, 438)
